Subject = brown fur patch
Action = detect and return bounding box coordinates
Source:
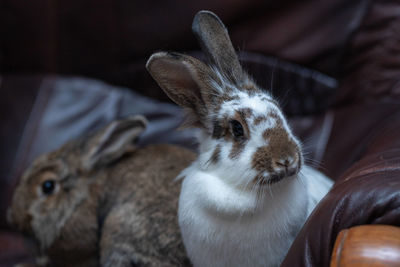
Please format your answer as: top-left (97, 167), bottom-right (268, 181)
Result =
top-left (237, 108), bottom-right (253, 119)
top-left (229, 140), bottom-right (246, 159)
top-left (268, 112), bottom-right (280, 121)
top-left (262, 128), bottom-right (273, 140)
top-left (209, 145), bottom-right (221, 164)
top-left (212, 120), bottom-right (225, 139)
top-left (212, 93), bottom-right (239, 115)
top-left (252, 147), bottom-right (274, 172)
top-left (254, 112), bottom-right (281, 127)
top-left (222, 94), bottom-right (239, 103)
top-left (212, 115), bottom-right (232, 140)
top-left (218, 93), bottom-right (239, 106)
top-left (254, 116), bottom-right (267, 126)
top-left (254, 127), bottom-right (299, 172)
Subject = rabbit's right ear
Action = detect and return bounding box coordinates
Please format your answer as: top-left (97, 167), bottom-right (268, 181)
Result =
top-left (192, 11), bottom-right (245, 85)
top-left (81, 115), bottom-right (147, 171)
top-left (146, 52), bottom-right (220, 127)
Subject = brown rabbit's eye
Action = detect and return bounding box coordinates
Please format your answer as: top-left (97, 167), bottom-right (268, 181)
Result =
top-left (230, 120), bottom-right (244, 138)
top-left (42, 180), bottom-right (55, 195)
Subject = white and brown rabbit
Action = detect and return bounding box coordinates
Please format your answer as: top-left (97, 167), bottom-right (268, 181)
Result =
top-left (146, 10), bottom-right (333, 267)
top-left (7, 115), bottom-right (195, 267)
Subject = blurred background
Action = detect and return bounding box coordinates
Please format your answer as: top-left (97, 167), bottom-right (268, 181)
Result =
top-left (1, 0), bottom-right (368, 82)
top-left (2, 0), bottom-right (400, 266)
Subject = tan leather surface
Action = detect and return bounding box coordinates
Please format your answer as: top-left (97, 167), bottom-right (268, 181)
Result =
top-left (331, 225), bottom-right (400, 267)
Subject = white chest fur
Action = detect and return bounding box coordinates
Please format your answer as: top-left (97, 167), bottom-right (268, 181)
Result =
top-left (178, 164), bottom-right (332, 267)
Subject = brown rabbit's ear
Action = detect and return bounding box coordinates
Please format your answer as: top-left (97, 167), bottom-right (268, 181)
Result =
top-left (192, 10), bottom-right (245, 84)
top-left (146, 52), bottom-right (220, 127)
top-left (81, 115), bottom-right (147, 171)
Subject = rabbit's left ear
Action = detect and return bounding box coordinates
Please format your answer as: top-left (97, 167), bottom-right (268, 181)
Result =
top-left (81, 115), bottom-right (147, 171)
top-left (146, 52), bottom-right (221, 128)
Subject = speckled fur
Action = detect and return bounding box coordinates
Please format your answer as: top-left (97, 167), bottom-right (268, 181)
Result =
top-left (8, 117), bottom-right (195, 267)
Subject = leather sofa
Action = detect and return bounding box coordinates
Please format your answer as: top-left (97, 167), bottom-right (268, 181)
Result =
top-left (1, 0), bottom-right (399, 266)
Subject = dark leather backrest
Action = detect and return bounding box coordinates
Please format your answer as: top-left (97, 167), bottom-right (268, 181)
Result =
top-left (1, 0), bottom-right (368, 96)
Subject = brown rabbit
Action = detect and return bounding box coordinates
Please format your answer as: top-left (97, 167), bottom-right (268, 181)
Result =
top-left (7, 115), bottom-right (195, 267)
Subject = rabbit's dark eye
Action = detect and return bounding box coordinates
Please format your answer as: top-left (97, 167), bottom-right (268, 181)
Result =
top-left (230, 120), bottom-right (244, 138)
top-left (42, 180), bottom-right (55, 195)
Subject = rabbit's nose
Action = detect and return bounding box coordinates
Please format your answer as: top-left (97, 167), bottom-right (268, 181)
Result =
top-left (274, 156), bottom-right (299, 176)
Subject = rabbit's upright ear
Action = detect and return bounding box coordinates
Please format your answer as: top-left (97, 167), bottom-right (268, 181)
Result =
top-left (146, 52), bottom-right (220, 127)
top-left (81, 115), bottom-right (147, 171)
top-left (192, 11), bottom-right (245, 84)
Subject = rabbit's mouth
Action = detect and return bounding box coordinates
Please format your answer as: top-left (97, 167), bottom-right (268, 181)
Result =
top-left (255, 169), bottom-right (298, 186)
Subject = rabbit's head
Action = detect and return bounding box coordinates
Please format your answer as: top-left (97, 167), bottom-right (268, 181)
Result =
top-left (147, 11), bottom-right (302, 189)
top-left (7, 116), bottom-right (147, 249)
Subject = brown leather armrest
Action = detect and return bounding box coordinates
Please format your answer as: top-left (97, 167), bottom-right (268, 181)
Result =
top-left (281, 158), bottom-right (400, 267)
top-left (331, 225), bottom-right (400, 267)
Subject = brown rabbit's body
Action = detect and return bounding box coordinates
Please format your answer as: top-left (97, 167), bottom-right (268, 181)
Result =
top-left (99, 145), bottom-right (194, 267)
top-left (8, 116), bottom-right (195, 267)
